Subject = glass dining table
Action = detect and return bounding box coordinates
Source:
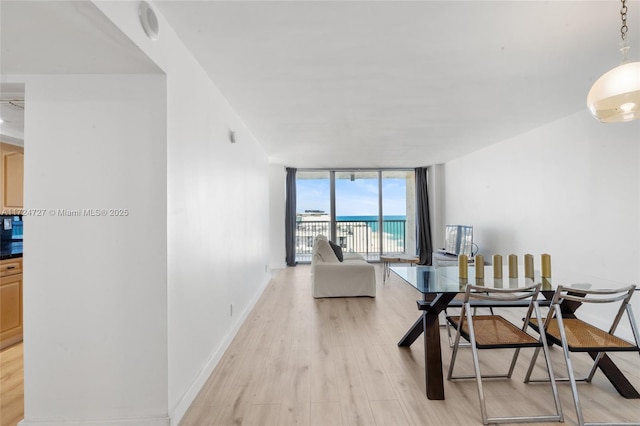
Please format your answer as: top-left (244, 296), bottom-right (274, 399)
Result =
top-left (392, 265), bottom-right (640, 401)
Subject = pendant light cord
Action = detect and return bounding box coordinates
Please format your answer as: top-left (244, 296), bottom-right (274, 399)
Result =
top-left (620, 0), bottom-right (628, 41)
top-left (619, 0), bottom-right (630, 62)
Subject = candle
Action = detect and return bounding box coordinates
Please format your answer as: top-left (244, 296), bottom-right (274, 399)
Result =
top-left (458, 254), bottom-right (468, 280)
top-left (524, 254), bottom-right (534, 279)
top-left (508, 254), bottom-right (518, 278)
top-left (541, 253), bottom-right (551, 278)
top-left (493, 255), bottom-right (502, 278)
top-left (475, 255), bottom-right (484, 279)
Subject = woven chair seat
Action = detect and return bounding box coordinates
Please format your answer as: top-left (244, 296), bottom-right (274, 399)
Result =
top-left (447, 315), bottom-right (541, 349)
top-left (530, 318), bottom-right (639, 352)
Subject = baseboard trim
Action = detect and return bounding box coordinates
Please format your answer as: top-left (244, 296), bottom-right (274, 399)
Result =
top-left (19, 415), bottom-right (169, 426)
top-left (18, 273), bottom-right (273, 426)
top-left (168, 272), bottom-right (273, 425)
top-left (0, 334), bottom-right (23, 351)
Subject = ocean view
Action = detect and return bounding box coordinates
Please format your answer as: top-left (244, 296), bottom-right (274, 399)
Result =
top-left (336, 215), bottom-right (406, 221)
top-left (337, 215), bottom-right (406, 240)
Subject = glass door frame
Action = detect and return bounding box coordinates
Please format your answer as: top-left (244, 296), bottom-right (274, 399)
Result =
top-left (296, 168), bottom-right (414, 261)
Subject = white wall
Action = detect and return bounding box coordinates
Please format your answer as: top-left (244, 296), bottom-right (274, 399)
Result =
top-left (7, 1), bottom-right (272, 424)
top-left (269, 164), bottom-right (286, 270)
top-left (94, 2), bottom-right (271, 424)
top-left (428, 164), bottom-right (446, 251)
top-left (21, 74), bottom-right (168, 424)
top-left (444, 110), bottom-right (640, 332)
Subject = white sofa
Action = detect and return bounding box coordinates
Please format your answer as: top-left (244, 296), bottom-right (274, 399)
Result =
top-left (311, 235), bottom-right (376, 298)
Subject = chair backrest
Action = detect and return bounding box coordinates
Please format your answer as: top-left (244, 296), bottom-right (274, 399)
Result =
top-left (462, 282), bottom-right (543, 323)
top-left (464, 282), bottom-right (542, 303)
top-left (550, 285), bottom-right (637, 337)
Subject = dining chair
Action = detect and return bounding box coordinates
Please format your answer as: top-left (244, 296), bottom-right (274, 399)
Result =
top-left (445, 254), bottom-right (490, 347)
top-left (447, 283), bottom-right (564, 424)
top-left (525, 284), bottom-right (640, 426)
top-left (445, 254), bottom-right (523, 346)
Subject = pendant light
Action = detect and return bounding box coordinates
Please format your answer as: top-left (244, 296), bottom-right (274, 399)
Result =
top-left (587, 0), bottom-right (640, 123)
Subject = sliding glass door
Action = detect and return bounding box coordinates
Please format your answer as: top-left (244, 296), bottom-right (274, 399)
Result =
top-left (335, 171), bottom-right (379, 259)
top-left (382, 170), bottom-right (415, 256)
top-left (295, 171), bottom-right (330, 261)
top-left (295, 169), bottom-right (415, 262)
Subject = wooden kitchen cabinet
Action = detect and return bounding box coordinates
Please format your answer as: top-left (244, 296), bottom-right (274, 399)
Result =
top-left (1, 142), bottom-right (24, 212)
top-left (0, 258), bottom-right (23, 350)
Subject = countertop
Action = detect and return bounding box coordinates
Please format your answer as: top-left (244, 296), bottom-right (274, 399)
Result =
top-left (0, 240), bottom-right (23, 260)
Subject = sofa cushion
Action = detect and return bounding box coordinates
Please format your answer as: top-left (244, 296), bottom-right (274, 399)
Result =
top-left (328, 240), bottom-right (344, 262)
top-left (316, 238), bottom-right (340, 263)
top-left (343, 252), bottom-right (365, 261)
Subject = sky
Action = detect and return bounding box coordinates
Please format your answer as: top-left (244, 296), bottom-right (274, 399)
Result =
top-left (297, 176), bottom-right (408, 217)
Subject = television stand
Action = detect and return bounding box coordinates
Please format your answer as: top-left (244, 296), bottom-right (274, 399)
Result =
top-left (432, 251), bottom-right (475, 267)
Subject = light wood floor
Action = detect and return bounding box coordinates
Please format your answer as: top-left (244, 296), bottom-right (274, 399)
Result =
top-left (0, 342), bottom-right (23, 426)
top-left (2, 266), bottom-right (638, 426)
top-left (181, 264), bottom-right (640, 426)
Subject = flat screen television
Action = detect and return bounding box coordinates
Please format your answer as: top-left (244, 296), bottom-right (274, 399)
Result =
top-left (444, 225), bottom-right (473, 257)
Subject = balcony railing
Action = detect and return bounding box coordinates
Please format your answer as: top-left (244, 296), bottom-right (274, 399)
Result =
top-left (296, 219), bottom-right (406, 262)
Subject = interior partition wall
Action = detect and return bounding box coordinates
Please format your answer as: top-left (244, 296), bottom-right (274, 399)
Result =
top-left (295, 169), bottom-right (415, 262)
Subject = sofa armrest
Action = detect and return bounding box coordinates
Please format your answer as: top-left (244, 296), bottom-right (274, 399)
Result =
top-left (312, 261), bottom-right (376, 298)
top-left (343, 252), bottom-right (365, 261)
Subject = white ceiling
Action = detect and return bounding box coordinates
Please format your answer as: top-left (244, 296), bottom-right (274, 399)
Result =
top-left (0, 83), bottom-right (25, 145)
top-left (1, 1), bottom-right (638, 167)
top-left (0, 1), bottom-right (161, 146)
top-left (0, 1), bottom-right (160, 75)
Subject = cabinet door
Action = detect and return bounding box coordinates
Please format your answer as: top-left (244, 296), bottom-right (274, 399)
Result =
top-left (0, 273), bottom-right (23, 347)
top-left (2, 150), bottom-right (24, 209)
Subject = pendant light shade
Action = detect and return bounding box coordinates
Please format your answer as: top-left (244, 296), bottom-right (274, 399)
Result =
top-left (587, 61), bottom-right (640, 123)
top-left (587, 0), bottom-right (639, 123)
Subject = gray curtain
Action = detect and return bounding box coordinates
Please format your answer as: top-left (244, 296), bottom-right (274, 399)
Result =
top-left (285, 167), bottom-right (297, 266)
top-left (415, 167), bottom-right (433, 265)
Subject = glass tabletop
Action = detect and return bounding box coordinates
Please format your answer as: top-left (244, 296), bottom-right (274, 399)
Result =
top-left (390, 265), bottom-right (551, 294)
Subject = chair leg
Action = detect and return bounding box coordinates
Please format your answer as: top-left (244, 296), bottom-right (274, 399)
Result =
top-left (465, 308), bottom-right (491, 424)
top-left (524, 346), bottom-right (542, 383)
top-left (447, 309), bottom-right (467, 380)
top-left (627, 305), bottom-right (640, 347)
top-left (586, 352), bottom-right (605, 383)
top-left (446, 309), bottom-right (470, 348)
top-left (534, 303), bottom-right (564, 423)
top-left (506, 348), bottom-right (521, 378)
top-left (553, 305), bottom-right (585, 426)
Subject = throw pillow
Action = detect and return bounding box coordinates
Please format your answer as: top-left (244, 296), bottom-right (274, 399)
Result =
top-left (328, 240), bottom-right (344, 262)
top-left (316, 239), bottom-right (339, 263)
